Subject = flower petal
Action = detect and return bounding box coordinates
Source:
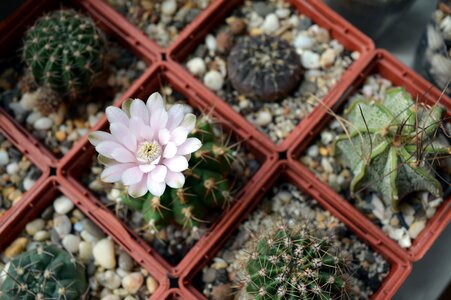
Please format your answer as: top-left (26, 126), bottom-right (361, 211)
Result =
top-left (106, 106), bottom-right (129, 126)
top-left (163, 156), bottom-right (188, 172)
top-left (177, 138), bottom-right (202, 155)
top-left (158, 128), bottom-right (170, 145)
top-left (163, 142), bottom-right (177, 158)
top-left (100, 163), bottom-right (134, 182)
top-left (128, 175), bottom-right (148, 198)
top-left (150, 165), bottom-right (167, 183)
top-left (96, 141), bottom-right (124, 158)
top-left (147, 92), bottom-right (164, 115)
top-left (131, 98), bottom-right (149, 124)
top-left (167, 104), bottom-right (184, 131)
top-left (147, 176), bottom-right (166, 197)
top-left (139, 163), bottom-right (156, 173)
top-left (180, 113), bottom-right (196, 132)
top-left (170, 127), bottom-right (189, 146)
top-left (110, 123), bottom-right (137, 152)
top-left (150, 108), bottom-right (168, 134)
top-left (88, 131), bottom-right (115, 146)
top-left (122, 166), bottom-right (143, 185)
top-left (166, 171), bottom-right (185, 189)
top-left (111, 147), bottom-right (136, 163)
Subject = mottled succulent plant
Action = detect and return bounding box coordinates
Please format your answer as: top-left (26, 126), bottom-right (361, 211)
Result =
top-left (335, 87), bottom-right (450, 210)
top-left (1, 244), bottom-right (88, 300)
top-left (242, 223), bottom-right (351, 299)
top-left (23, 9), bottom-right (106, 97)
top-left (119, 113), bottom-right (235, 229)
top-left (227, 34), bottom-right (303, 101)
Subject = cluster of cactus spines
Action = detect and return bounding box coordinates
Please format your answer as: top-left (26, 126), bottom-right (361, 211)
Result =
top-left (334, 87), bottom-right (450, 210)
top-left (118, 113), bottom-right (236, 230)
top-left (242, 223), bottom-right (351, 300)
top-left (1, 244), bottom-right (88, 300)
top-left (23, 9), bottom-right (106, 97)
top-left (227, 34), bottom-right (303, 102)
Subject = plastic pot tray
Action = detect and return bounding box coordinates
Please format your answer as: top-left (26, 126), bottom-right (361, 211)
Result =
top-left (0, 176), bottom-right (169, 300)
top-left (167, 0), bottom-right (375, 153)
top-left (178, 161), bottom-right (411, 300)
top-left (58, 61), bottom-right (277, 277)
top-left (288, 49), bottom-right (451, 262)
top-left (0, 0), bottom-right (156, 168)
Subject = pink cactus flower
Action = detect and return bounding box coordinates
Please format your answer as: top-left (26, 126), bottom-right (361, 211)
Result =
top-left (89, 92), bottom-right (202, 197)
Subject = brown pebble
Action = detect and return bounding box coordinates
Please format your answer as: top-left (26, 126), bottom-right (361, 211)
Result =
top-left (249, 28), bottom-right (263, 36)
top-left (74, 119), bottom-right (85, 129)
top-left (211, 283), bottom-right (233, 300)
top-left (5, 237), bottom-right (28, 258)
top-left (229, 18), bottom-right (247, 35)
top-left (439, 2), bottom-right (451, 15)
top-left (55, 131), bottom-right (66, 142)
top-left (216, 31), bottom-right (234, 53)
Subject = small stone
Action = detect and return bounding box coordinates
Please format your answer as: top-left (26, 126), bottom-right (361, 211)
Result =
top-left (276, 8), bottom-right (291, 19)
top-left (212, 258), bottom-right (228, 270)
top-left (77, 241), bottom-right (92, 263)
top-left (408, 220), bottom-right (426, 239)
top-left (26, 219), bottom-right (45, 235)
top-left (301, 51), bottom-right (320, 69)
top-left (294, 34), bottom-right (314, 49)
top-left (216, 31), bottom-right (233, 53)
top-left (81, 219), bottom-right (105, 239)
top-left (371, 195), bottom-right (385, 221)
top-left (399, 203), bottom-right (415, 216)
top-left (202, 267), bottom-right (216, 283)
top-left (55, 131), bottom-right (66, 142)
top-left (19, 91), bottom-right (39, 111)
top-left (33, 230), bottom-right (50, 242)
top-left (388, 227), bottom-right (404, 241)
top-left (122, 272), bottom-right (144, 294)
top-left (34, 117), bottom-right (53, 130)
top-left (321, 158), bottom-right (333, 173)
top-left (205, 34), bottom-right (217, 53)
top-left (98, 270), bottom-right (122, 290)
top-left (229, 18), bottom-right (247, 35)
top-left (5, 237), bottom-right (28, 258)
top-left (6, 162), bottom-right (19, 175)
top-left (23, 177), bottom-right (36, 191)
top-left (186, 57), bottom-right (206, 76)
top-left (53, 215), bottom-right (72, 237)
top-left (146, 277), bottom-right (158, 294)
top-left (161, 0), bottom-right (177, 16)
top-left (254, 111), bottom-right (272, 126)
top-left (101, 295), bottom-right (120, 300)
top-left (203, 70), bottom-right (224, 91)
top-left (320, 131), bottom-right (333, 144)
top-left (94, 238), bottom-right (116, 269)
top-left (307, 145), bottom-right (319, 157)
top-left (399, 235), bottom-right (412, 248)
top-left (253, 2), bottom-right (274, 17)
top-left (0, 150), bottom-right (9, 166)
top-left (262, 14), bottom-right (279, 34)
top-left (62, 234), bottom-right (81, 253)
top-left (119, 252), bottom-right (134, 272)
top-left (53, 196), bottom-right (74, 214)
top-left (211, 283), bottom-right (232, 300)
top-left (320, 49), bottom-right (336, 68)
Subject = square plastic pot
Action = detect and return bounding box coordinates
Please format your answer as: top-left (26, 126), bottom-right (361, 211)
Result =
top-left (57, 61), bottom-right (277, 277)
top-left (0, 113), bottom-right (49, 228)
top-left (288, 49), bottom-right (451, 262)
top-left (0, 176), bottom-right (169, 299)
top-left (0, 0), bottom-right (156, 168)
top-left (168, 0), bottom-right (375, 153)
top-left (178, 161), bottom-right (412, 300)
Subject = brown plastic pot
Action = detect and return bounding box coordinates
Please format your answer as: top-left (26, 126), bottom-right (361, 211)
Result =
top-left (0, 0), bottom-right (156, 168)
top-left (0, 176), bottom-right (169, 299)
top-left (0, 112), bottom-right (49, 228)
top-left (178, 161), bottom-right (412, 300)
top-left (167, 0), bottom-right (375, 153)
top-left (288, 49), bottom-right (451, 262)
top-left (58, 61), bottom-right (277, 277)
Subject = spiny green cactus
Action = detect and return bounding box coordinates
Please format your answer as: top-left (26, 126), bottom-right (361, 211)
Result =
top-left (242, 224), bottom-right (350, 300)
top-left (334, 87), bottom-right (450, 210)
top-left (118, 114), bottom-right (235, 229)
top-left (1, 244), bottom-right (88, 300)
top-left (23, 9), bottom-right (106, 97)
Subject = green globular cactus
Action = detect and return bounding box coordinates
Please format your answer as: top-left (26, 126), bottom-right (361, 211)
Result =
top-left (334, 87), bottom-right (450, 211)
top-left (1, 244), bottom-right (88, 300)
top-left (23, 9), bottom-right (106, 97)
top-left (242, 224), bottom-right (350, 300)
top-left (119, 114), bottom-right (235, 230)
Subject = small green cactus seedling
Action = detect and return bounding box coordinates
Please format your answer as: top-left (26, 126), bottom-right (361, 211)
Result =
top-left (23, 9), bottom-right (106, 97)
top-left (118, 114), bottom-right (235, 230)
top-left (227, 35), bottom-right (303, 102)
top-left (1, 244), bottom-right (88, 300)
top-left (242, 224), bottom-right (350, 299)
top-left (335, 87), bottom-right (450, 210)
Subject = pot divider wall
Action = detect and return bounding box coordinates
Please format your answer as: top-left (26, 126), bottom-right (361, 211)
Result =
top-left (58, 61), bottom-right (277, 277)
top-left (0, 176), bottom-right (169, 299)
top-left (168, 0), bottom-right (375, 153)
top-left (288, 49), bottom-right (451, 262)
top-left (0, 0), bottom-right (156, 168)
top-left (179, 161), bottom-right (412, 300)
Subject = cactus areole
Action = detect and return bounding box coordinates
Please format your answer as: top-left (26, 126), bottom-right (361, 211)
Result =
top-left (334, 87), bottom-right (450, 210)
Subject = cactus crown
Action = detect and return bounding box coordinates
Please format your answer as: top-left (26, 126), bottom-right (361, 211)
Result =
top-left (1, 244), bottom-right (88, 300)
top-left (23, 9), bottom-right (106, 97)
top-left (112, 105), bottom-right (236, 230)
top-left (227, 34), bottom-right (303, 102)
top-left (334, 87), bottom-right (450, 210)
top-left (242, 223), bottom-right (351, 300)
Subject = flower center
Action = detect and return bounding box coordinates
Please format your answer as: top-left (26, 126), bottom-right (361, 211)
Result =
top-left (136, 141), bottom-right (162, 163)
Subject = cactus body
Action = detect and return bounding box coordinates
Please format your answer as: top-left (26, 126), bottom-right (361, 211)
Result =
top-left (1, 244), bottom-right (88, 300)
top-left (335, 87), bottom-right (450, 210)
top-left (23, 9), bottom-right (105, 97)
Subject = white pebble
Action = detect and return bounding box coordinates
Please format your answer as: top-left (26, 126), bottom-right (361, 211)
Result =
top-left (79, 241), bottom-right (93, 262)
top-left (203, 70), bottom-right (224, 91)
top-left (371, 195), bottom-right (385, 222)
top-left (19, 91), bottom-right (39, 111)
top-left (34, 117), bottom-right (53, 130)
top-left (0, 150), bottom-right (9, 166)
top-left (388, 227), bottom-right (404, 241)
top-left (205, 34), bottom-right (217, 53)
top-left (321, 158), bottom-right (333, 173)
top-left (33, 230), bottom-right (50, 242)
top-left (6, 162), bottom-right (19, 175)
top-left (399, 234), bottom-right (412, 248)
top-left (307, 145), bottom-right (319, 157)
top-left (262, 13), bottom-right (279, 33)
top-left (26, 112), bottom-right (41, 125)
top-left (320, 49), bottom-right (336, 68)
top-left (161, 0), bottom-right (177, 16)
top-left (320, 131), bottom-right (333, 144)
top-left (254, 111), bottom-right (272, 126)
top-left (275, 8), bottom-right (290, 19)
top-left (62, 234), bottom-right (81, 253)
top-left (54, 215), bottom-right (72, 237)
top-left (23, 177), bottom-right (36, 191)
top-left (146, 277), bottom-right (158, 294)
top-left (186, 57), bottom-right (206, 76)
top-left (122, 273), bottom-right (144, 294)
top-left (301, 51), bottom-right (320, 69)
top-left (294, 34), bottom-right (314, 49)
top-left (53, 196), bottom-right (74, 214)
top-left (409, 220), bottom-right (426, 239)
top-left (26, 219), bottom-right (45, 235)
top-left (101, 296), bottom-right (120, 300)
top-left (98, 270), bottom-right (122, 290)
top-left (94, 238), bottom-right (116, 269)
